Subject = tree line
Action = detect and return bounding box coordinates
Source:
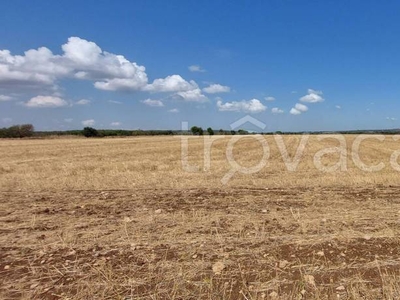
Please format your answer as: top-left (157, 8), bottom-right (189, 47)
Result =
top-left (1, 124), bottom-right (399, 139)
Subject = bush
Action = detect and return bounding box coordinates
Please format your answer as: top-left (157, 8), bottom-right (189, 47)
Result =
top-left (0, 124), bottom-right (34, 138)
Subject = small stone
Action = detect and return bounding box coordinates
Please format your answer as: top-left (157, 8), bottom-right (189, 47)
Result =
top-left (123, 217), bottom-right (133, 223)
top-left (262, 209), bottom-right (268, 213)
top-left (4, 265), bottom-right (10, 270)
top-left (192, 254), bottom-right (198, 259)
top-left (67, 250), bottom-right (76, 256)
top-left (269, 291), bottom-right (278, 298)
top-left (363, 235), bottom-right (372, 240)
top-left (317, 251), bottom-right (324, 257)
top-left (155, 209), bottom-right (162, 214)
top-left (336, 285), bottom-right (345, 291)
top-left (278, 260), bottom-right (289, 269)
top-left (212, 261), bottom-right (225, 275)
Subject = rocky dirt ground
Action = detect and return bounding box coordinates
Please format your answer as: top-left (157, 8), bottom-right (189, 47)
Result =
top-left (1, 186), bottom-right (400, 299)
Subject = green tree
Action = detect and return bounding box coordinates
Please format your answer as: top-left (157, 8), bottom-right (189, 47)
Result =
top-left (207, 127), bottom-right (214, 135)
top-left (191, 126), bottom-right (204, 135)
top-left (19, 124), bottom-right (34, 137)
top-left (0, 124), bottom-right (35, 138)
top-left (83, 127), bottom-right (99, 137)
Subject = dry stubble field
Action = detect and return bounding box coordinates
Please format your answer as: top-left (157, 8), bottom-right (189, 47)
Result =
top-left (1, 135), bottom-right (400, 299)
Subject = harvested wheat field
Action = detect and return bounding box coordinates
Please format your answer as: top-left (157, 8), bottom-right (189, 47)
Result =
top-left (2, 135), bottom-right (400, 299)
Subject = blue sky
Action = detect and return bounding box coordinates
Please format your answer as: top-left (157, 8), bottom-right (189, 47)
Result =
top-left (0, 0), bottom-right (399, 132)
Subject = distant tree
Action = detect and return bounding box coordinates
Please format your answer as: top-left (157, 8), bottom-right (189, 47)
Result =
top-left (19, 124), bottom-right (34, 137)
top-left (83, 127), bottom-right (99, 137)
top-left (230, 130), bottom-right (236, 135)
top-left (219, 129), bottom-right (225, 135)
top-left (191, 126), bottom-right (204, 135)
top-left (238, 129), bottom-right (249, 135)
top-left (0, 124), bottom-right (35, 138)
top-left (207, 127), bottom-right (214, 136)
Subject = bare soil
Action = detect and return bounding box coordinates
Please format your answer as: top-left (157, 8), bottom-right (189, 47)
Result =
top-left (2, 186), bottom-right (400, 299)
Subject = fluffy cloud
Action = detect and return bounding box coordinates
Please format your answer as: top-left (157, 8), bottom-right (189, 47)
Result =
top-left (188, 65), bottom-right (205, 72)
top-left (168, 108), bottom-right (179, 113)
top-left (64, 37), bottom-right (149, 91)
top-left (335, 105), bottom-right (341, 109)
top-left (62, 37), bottom-right (102, 66)
top-left (82, 119), bottom-right (95, 126)
top-left (24, 96), bottom-right (68, 108)
top-left (141, 99), bottom-right (164, 107)
top-left (265, 96), bottom-right (275, 101)
top-left (299, 89), bottom-right (324, 103)
top-left (0, 47), bottom-right (69, 89)
top-left (271, 107), bottom-right (284, 114)
top-left (176, 88), bottom-right (208, 102)
top-left (203, 84), bottom-right (230, 94)
top-left (0, 95), bottom-right (13, 101)
top-left (110, 121), bottom-right (122, 126)
top-left (75, 99), bottom-right (91, 105)
top-left (144, 75), bottom-right (197, 93)
top-left (1, 37), bottom-right (204, 95)
top-left (217, 99), bottom-right (267, 113)
top-left (290, 103), bottom-right (308, 115)
top-left (290, 108), bottom-right (301, 115)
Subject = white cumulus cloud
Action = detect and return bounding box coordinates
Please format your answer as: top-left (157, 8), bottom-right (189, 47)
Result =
top-left (110, 122), bottom-right (122, 126)
top-left (0, 37), bottom-right (205, 95)
top-left (290, 108), bottom-right (301, 115)
top-left (290, 103), bottom-right (308, 115)
top-left (217, 99), bottom-right (267, 113)
top-left (203, 84), bottom-right (230, 94)
top-left (141, 99), bottom-right (164, 107)
top-left (82, 119), bottom-right (95, 126)
top-left (271, 107), bottom-right (284, 114)
top-left (299, 89), bottom-right (324, 103)
top-left (168, 108), bottom-right (179, 113)
top-left (25, 95), bottom-right (68, 108)
top-left (176, 88), bottom-right (208, 102)
top-left (144, 75), bottom-right (197, 93)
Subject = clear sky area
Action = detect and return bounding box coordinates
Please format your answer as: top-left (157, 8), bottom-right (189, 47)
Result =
top-left (1, 0), bottom-right (399, 131)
